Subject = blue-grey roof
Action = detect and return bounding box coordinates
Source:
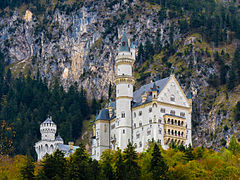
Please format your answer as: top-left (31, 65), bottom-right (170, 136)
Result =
top-left (133, 76), bottom-right (170, 104)
top-left (152, 83), bottom-right (157, 91)
top-left (41, 117), bottom-right (55, 125)
top-left (57, 144), bottom-right (79, 153)
top-left (164, 114), bottom-right (186, 119)
top-left (119, 32), bottom-right (129, 52)
top-left (56, 135), bottom-right (63, 141)
top-left (95, 76), bottom-right (171, 121)
top-left (95, 109), bottom-right (110, 121)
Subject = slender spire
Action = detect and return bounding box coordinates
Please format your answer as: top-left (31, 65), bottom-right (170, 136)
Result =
top-left (152, 83), bottom-right (157, 91)
top-left (119, 32), bottom-right (129, 52)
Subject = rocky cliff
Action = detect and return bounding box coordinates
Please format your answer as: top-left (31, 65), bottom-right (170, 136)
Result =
top-left (0, 0), bottom-right (239, 149)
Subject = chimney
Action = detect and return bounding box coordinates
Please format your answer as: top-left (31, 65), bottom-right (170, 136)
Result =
top-left (142, 92), bottom-right (147, 103)
top-left (68, 142), bottom-right (74, 150)
top-left (109, 106), bottom-right (113, 118)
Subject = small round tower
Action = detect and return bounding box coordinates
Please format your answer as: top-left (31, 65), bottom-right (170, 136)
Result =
top-left (40, 116), bottom-right (57, 141)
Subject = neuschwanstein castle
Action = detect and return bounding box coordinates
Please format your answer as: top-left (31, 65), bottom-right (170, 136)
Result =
top-left (91, 33), bottom-right (192, 160)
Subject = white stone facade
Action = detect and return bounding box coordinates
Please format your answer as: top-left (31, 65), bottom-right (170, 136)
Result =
top-left (91, 34), bottom-right (192, 160)
top-left (35, 117), bottom-right (78, 160)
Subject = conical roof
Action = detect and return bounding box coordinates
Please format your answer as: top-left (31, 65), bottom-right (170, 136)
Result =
top-left (152, 83), bottom-right (157, 91)
top-left (41, 116), bottom-right (55, 125)
top-left (119, 32), bottom-right (129, 52)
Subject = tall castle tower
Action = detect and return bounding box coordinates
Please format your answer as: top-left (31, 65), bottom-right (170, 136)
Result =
top-left (114, 32), bottom-right (135, 150)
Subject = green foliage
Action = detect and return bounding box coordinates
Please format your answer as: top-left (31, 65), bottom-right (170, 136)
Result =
top-left (150, 143), bottom-right (168, 180)
top-left (37, 149), bottom-right (67, 180)
top-left (66, 144), bottom-right (91, 179)
top-left (228, 135), bottom-right (240, 155)
top-left (20, 156), bottom-right (35, 180)
top-left (0, 52), bottom-right (99, 157)
top-left (122, 143), bottom-right (140, 180)
top-left (233, 101), bottom-right (240, 122)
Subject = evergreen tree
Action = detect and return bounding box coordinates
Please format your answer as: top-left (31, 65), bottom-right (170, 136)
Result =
top-left (38, 149), bottom-right (67, 180)
top-left (89, 159), bottom-right (101, 180)
top-left (228, 136), bottom-right (240, 155)
top-left (150, 143), bottom-right (168, 180)
top-left (137, 43), bottom-right (144, 64)
top-left (184, 145), bottom-right (194, 161)
top-left (233, 101), bottom-right (240, 122)
top-left (227, 68), bottom-right (236, 90)
top-left (123, 143), bottom-right (140, 180)
top-left (114, 148), bottom-right (124, 180)
top-left (67, 144), bottom-right (90, 180)
top-left (100, 150), bottom-right (114, 180)
top-left (20, 156), bottom-right (35, 180)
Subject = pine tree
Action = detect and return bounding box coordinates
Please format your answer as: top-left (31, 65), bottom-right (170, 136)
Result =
top-left (150, 143), bottom-right (168, 180)
top-left (137, 43), bottom-right (144, 64)
top-left (114, 148), bottom-right (124, 180)
top-left (228, 136), bottom-right (240, 155)
top-left (38, 149), bottom-right (67, 179)
top-left (67, 144), bottom-right (90, 180)
top-left (123, 143), bottom-right (140, 180)
top-left (184, 145), bottom-right (194, 161)
top-left (20, 156), bottom-right (35, 180)
top-left (100, 150), bottom-right (114, 180)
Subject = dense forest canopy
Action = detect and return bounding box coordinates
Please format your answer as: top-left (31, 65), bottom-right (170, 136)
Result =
top-left (0, 51), bottom-right (101, 158)
top-left (1, 140), bottom-right (240, 179)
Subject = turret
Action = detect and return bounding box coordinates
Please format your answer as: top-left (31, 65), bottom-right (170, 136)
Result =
top-left (40, 116), bottom-right (57, 141)
top-left (114, 32), bottom-right (135, 150)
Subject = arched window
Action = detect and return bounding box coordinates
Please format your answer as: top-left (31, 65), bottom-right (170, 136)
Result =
top-left (170, 95), bottom-right (175, 102)
top-left (139, 111), bottom-right (142, 116)
top-left (170, 110), bottom-right (175, 115)
top-left (149, 108), bottom-right (152, 113)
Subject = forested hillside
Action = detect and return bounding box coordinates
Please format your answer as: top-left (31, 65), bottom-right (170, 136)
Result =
top-left (0, 0), bottom-right (240, 156)
top-left (0, 51), bottom-right (101, 157)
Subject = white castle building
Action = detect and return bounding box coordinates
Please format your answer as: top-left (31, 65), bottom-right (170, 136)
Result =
top-left (35, 116), bottom-right (78, 160)
top-left (91, 33), bottom-right (192, 160)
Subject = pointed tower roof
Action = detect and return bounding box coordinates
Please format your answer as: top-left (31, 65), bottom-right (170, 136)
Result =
top-left (119, 32), bottom-right (129, 52)
top-left (152, 83), bottom-right (157, 91)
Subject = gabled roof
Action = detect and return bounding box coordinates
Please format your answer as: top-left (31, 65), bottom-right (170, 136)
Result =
top-left (119, 32), bottom-right (129, 52)
top-left (133, 76), bottom-right (170, 104)
top-left (95, 76), bottom-right (171, 121)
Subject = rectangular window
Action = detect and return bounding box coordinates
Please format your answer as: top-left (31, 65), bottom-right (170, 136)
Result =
top-left (147, 130), bottom-right (151, 136)
top-left (180, 112), bottom-right (185, 117)
top-left (136, 134), bottom-right (140, 139)
top-left (139, 122), bottom-right (142, 127)
top-left (149, 108), bottom-right (152, 113)
top-left (111, 124), bottom-right (115, 130)
top-left (160, 108), bottom-right (165, 113)
top-left (121, 112), bottom-right (125, 118)
top-left (149, 119), bottom-right (152, 124)
top-left (123, 129), bottom-right (125, 134)
top-left (139, 111), bottom-right (142, 116)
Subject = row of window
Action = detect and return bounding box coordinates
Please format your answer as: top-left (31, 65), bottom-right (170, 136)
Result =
top-left (134, 139), bottom-right (162, 149)
top-left (166, 118), bottom-right (184, 126)
top-left (133, 109), bottom-right (186, 118)
top-left (165, 138), bottom-right (184, 145)
top-left (165, 129), bottom-right (185, 137)
top-left (136, 128), bottom-right (162, 139)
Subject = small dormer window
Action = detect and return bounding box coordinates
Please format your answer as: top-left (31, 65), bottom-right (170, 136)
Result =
top-left (170, 95), bottom-right (175, 102)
